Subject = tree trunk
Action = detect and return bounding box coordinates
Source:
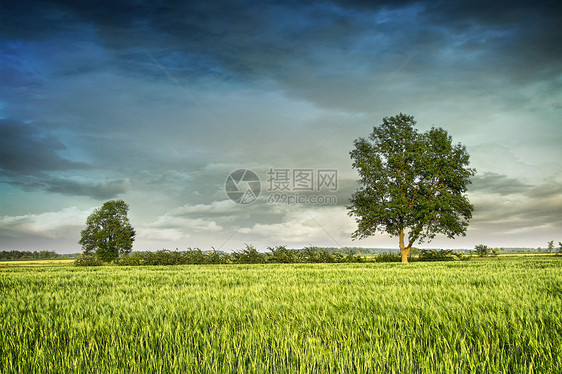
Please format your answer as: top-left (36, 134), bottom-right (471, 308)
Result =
top-left (399, 229), bottom-right (410, 263)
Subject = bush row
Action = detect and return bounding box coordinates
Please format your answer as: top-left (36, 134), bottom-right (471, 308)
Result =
top-left (113, 245), bottom-right (363, 266)
top-left (418, 249), bottom-right (465, 261)
top-left (74, 245), bottom-right (363, 266)
top-left (372, 249), bottom-right (467, 262)
top-left (75, 246), bottom-right (472, 266)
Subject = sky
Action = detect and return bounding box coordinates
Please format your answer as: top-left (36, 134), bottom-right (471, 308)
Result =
top-left (1, 0), bottom-right (561, 253)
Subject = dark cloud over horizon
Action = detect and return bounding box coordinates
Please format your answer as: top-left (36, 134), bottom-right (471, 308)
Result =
top-left (0, 119), bottom-right (128, 200)
top-left (0, 119), bottom-right (87, 173)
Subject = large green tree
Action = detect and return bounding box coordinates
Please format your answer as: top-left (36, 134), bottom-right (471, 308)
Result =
top-left (348, 113), bottom-right (475, 262)
top-left (79, 200), bottom-right (135, 262)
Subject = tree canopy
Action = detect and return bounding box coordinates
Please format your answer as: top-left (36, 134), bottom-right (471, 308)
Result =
top-left (348, 113), bottom-right (475, 262)
top-left (79, 200), bottom-right (135, 262)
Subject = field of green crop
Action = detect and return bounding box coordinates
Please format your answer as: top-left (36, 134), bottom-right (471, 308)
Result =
top-left (1, 257), bottom-right (561, 373)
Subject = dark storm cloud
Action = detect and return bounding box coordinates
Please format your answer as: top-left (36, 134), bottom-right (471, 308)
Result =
top-left (42, 177), bottom-right (129, 199)
top-left (470, 172), bottom-right (530, 195)
top-left (470, 176), bottom-right (562, 231)
top-left (2, 173), bottom-right (128, 200)
top-left (472, 192), bottom-right (562, 231)
top-left (3, 0), bottom-right (559, 88)
top-left (0, 119), bottom-right (127, 199)
top-left (427, 1), bottom-right (562, 81)
top-left (0, 119), bottom-right (87, 173)
top-left (526, 180), bottom-right (562, 199)
top-left (1, 0), bottom-right (559, 128)
top-left (472, 173), bottom-right (562, 202)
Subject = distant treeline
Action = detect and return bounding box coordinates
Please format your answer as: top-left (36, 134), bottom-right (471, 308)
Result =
top-left (75, 245), bottom-right (469, 266)
top-left (0, 250), bottom-right (73, 261)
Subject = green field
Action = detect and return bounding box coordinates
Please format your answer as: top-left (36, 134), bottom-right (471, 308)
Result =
top-left (0, 259), bottom-right (75, 267)
top-left (1, 257), bottom-right (561, 373)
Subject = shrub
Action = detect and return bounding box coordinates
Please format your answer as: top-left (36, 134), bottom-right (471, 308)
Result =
top-left (231, 244), bottom-right (267, 264)
top-left (113, 252), bottom-right (144, 266)
top-left (74, 255), bottom-right (103, 266)
top-left (267, 246), bottom-right (300, 263)
top-left (345, 249), bottom-right (364, 263)
top-left (474, 244), bottom-right (499, 257)
top-left (475, 244), bottom-right (490, 257)
top-left (206, 249), bottom-right (229, 264)
top-left (375, 252), bottom-right (402, 262)
top-left (418, 249), bottom-right (459, 261)
top-left (301, 246), bottom-right (335, 263)
top-left (183, 248), bottom-right (207, 264)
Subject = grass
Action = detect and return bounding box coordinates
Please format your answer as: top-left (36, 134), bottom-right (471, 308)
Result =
top-left (1, 256), bottom-right (561, 373)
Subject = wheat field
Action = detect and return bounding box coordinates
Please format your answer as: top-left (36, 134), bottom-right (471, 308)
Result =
top-left (1, 257), bottom-right (561, 373)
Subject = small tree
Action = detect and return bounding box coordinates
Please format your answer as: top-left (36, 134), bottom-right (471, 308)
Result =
top-left (348, 114), bottom-right (475, 262)
top-left (474, 244), bottom-right (489, 257)
top-left (79, 200), bottom-right (135, 262)
top-left (548, 240), bottom-right (554, 253)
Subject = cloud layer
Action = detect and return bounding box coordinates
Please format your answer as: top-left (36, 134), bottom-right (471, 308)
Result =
top-left (1, 0), bottom-right (560, 252)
